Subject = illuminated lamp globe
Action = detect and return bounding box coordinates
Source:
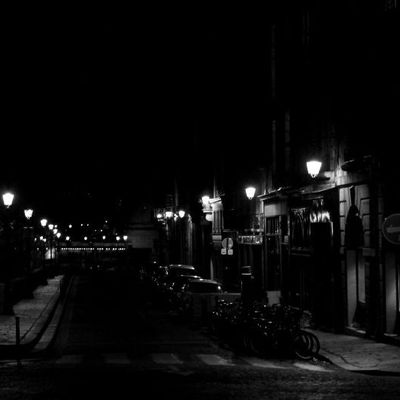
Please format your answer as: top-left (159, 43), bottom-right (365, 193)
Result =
top-left (245, 186), bottom-right (256, 200)
top-left (165, 211), bottom-right (173, 219)
top-left (40, 219), bottom-right (48, 227)
top-left (201, 195), bottom-right (210, 206)
top-left (178, 210), bottom-right (185, 218)
top-left (24, 209), bottom-right (34, 220)
top-left (306, 160), bottom-right (322, 178)
top-left (2, 192), bottom-right (14, 208)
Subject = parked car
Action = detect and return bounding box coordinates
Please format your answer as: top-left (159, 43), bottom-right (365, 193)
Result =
top-left (176, 278), bottom-right (224, 316)
top-left (158, 264), bottom-right (198, 291)
top-left (167, 274), bottom-right (202, 307)
top-left (166, 264), bottom-right (197, 278)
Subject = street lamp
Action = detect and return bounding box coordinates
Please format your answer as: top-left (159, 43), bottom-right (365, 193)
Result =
top-left (201, 195), bottom-right (210, 207)
top-left (178, 210), bottom-right (185, 218)
top-left (245, 186), bottom-right (256, 200)
top-left (306, 160), bottom-right (322, 178)
top-left (24, 209), bottom-right (33, 220)
top-left (2, 192), bottom-right (14, 208)
top-left (40, 219), bottom-right (48, 228)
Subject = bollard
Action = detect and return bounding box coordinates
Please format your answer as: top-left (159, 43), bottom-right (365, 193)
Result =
top-left (15, 316), bottom-right (22, 368)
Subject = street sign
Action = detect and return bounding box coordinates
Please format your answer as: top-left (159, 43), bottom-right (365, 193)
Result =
top-left (221, 248), bottom-right (227, 255)
top-left (221, 237), bottom-right (234, 249)
top-left (382, 213), bottom-right (400, 245)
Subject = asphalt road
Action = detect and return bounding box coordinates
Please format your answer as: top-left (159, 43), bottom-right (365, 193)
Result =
top-left (0, 270), bottom-right (399, 400)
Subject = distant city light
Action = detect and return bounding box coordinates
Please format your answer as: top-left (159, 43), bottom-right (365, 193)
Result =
top-left (165, 211), bottom-right (173, 219)
top-left (178, 210), bottom-right (185, 218)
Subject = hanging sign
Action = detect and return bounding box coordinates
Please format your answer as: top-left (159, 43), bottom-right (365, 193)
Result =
top-left (382, 214), bottom-right (400, 245)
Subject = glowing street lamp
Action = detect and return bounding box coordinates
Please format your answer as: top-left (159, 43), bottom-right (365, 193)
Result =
top-left (245, 186), bottom-right (256, 200)
top-left (306, 160), bottom-right (322, 178)
top-left (123, 235), bottom-right (128, 241)
top-left (201, 195), bottom-right (210, 206)
top-left (24, 209), bottom-right (34, 220)
top-left (178, 210), bottom-right (185, 218)
top-left (2, 192), bottom-right (14, 208)
top-left (40, 219), bottom-right (48, 228)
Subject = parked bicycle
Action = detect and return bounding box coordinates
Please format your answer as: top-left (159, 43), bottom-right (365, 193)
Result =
top-left (209, 300), bottom-right (320, 360)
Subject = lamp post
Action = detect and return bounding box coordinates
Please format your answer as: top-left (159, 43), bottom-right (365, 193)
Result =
top-left (39, 219), bottom-right (48, 279)
top-left (0, 192), bottom-right (15, 314)
top-left (23, 209), bottom-right (34, 293)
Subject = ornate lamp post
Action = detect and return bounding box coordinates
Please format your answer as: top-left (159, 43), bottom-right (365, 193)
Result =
top-left (0, 192), bottom-right (15, 314)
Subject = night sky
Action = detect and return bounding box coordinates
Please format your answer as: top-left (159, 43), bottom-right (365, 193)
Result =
top-left (3, 5), bottom-right (398, 223)
top-left (2, 6), bottom-right (268, 222)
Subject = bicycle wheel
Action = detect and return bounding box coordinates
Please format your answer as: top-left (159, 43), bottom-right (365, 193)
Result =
top-left (293, 331), bottom-right (313, 360)
top-left (247, 329), bottom-right (270, 357)
top-left (303, 330), bottom-right (320, 355)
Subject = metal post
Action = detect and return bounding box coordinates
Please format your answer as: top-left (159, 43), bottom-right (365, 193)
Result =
top-left (15, 316), bottom-right (22, 368)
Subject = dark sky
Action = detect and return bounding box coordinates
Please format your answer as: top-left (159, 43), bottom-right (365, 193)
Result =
top-left (2, 6), bottom-right (268, 221)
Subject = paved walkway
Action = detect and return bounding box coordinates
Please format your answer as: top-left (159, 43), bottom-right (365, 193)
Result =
top-left (0, 275), bottom-right (64, 356)
top-left (1, 278), bottom-right (400, 375)
top-left (307, 328), bottom-right (400, 375)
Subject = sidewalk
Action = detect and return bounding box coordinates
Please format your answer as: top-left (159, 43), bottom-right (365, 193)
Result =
top-left (307, 328), bottom-right (400, 375)
top-left (0, 275), bottom-right (66, 359)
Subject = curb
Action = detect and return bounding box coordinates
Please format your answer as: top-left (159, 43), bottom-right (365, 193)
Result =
top-left (317, 349), bottom-right (400, 376)
top-left (31, 274), bottom-right (75, 356)
top-left (0, 274), bottom-right (74, 359)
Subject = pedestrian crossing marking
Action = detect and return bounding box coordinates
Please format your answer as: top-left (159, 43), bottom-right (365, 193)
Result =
top-left (103, 353), bottom-right (131, 364)
top-left (53, 352), bottom-right (332, 373)
top-left (196, 354), bottom-right (233, 366)
top-left (241, 357), bottom-right (288, 369)
top-left (56, 354), bottom-right (84, 365)
top-left (151, 353), bottom-right (183, 364)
